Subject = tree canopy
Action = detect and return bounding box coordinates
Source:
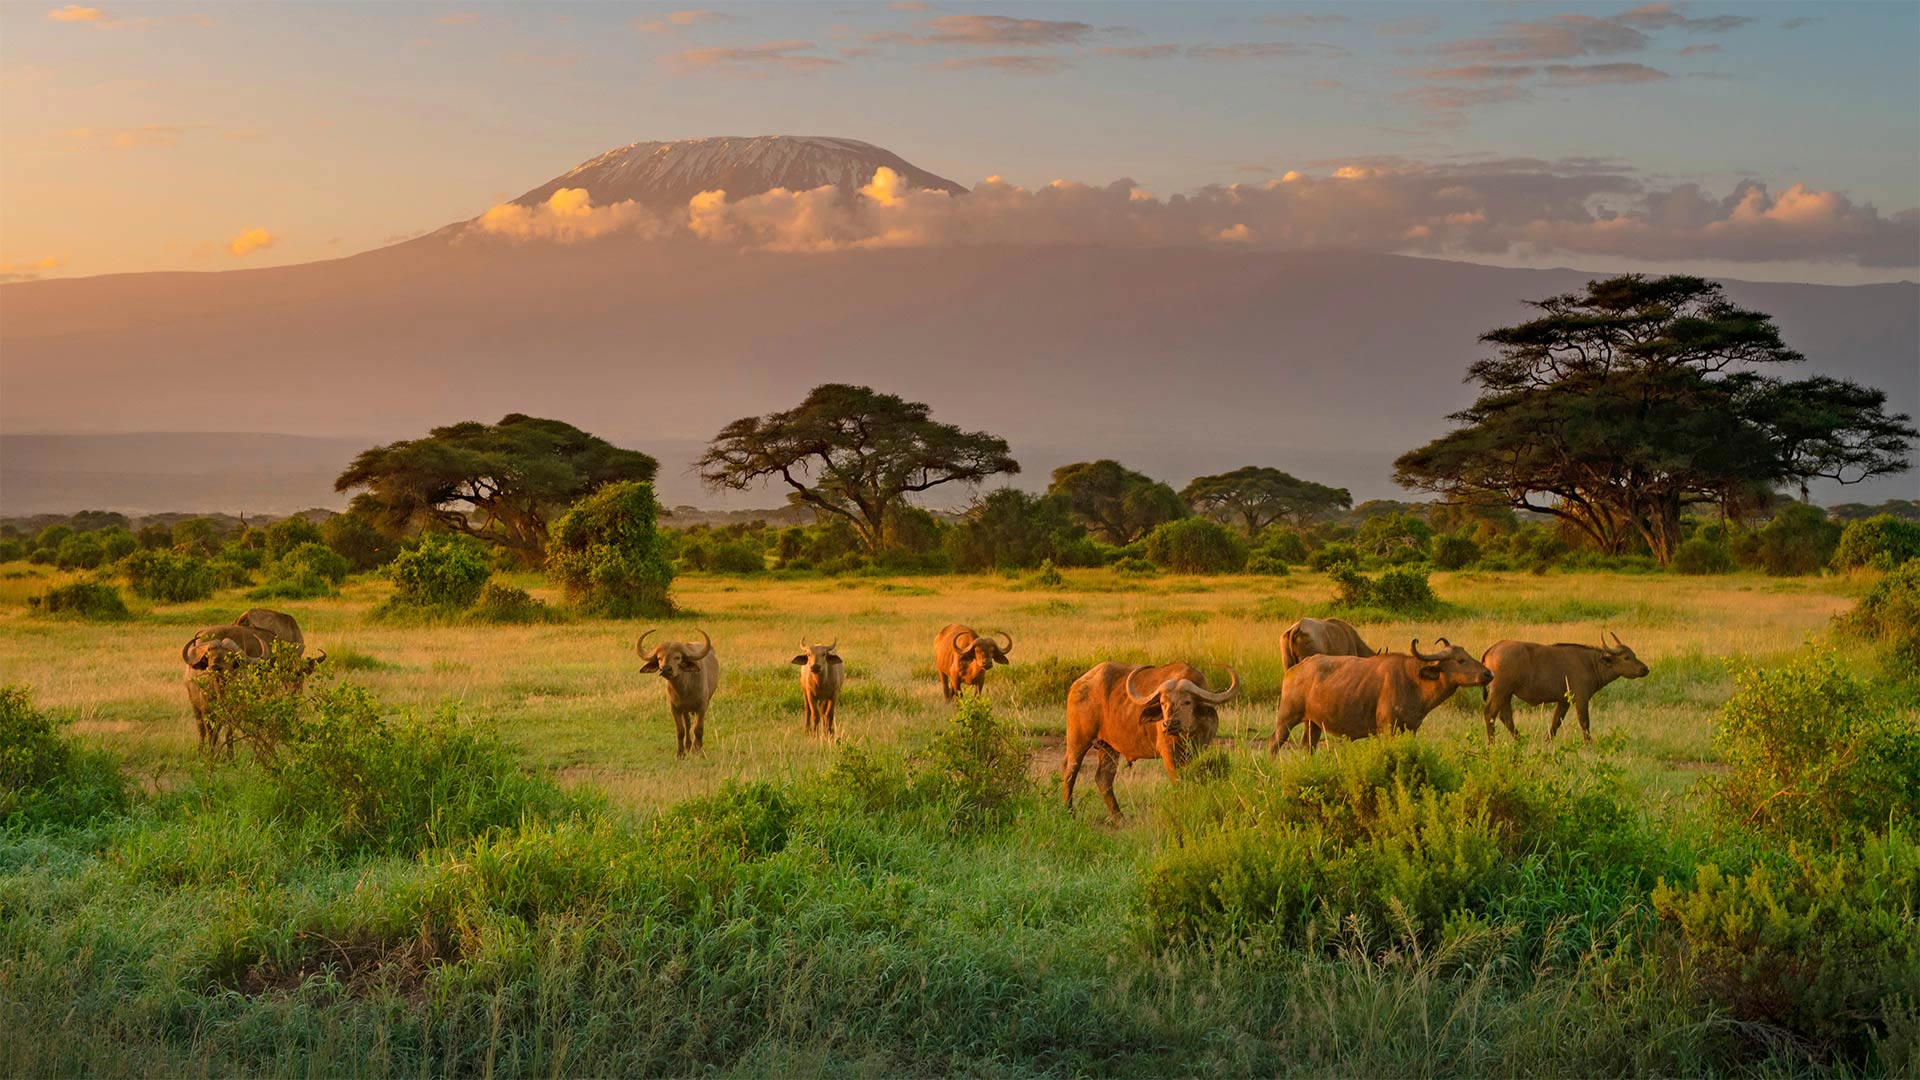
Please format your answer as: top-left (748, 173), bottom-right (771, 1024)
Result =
top-left (335, 414), bottom-right (657, 565)
top-left (697, 384), bottom-right (1018, 550)
top-left (1046, 460), bottom-right (1187, 545)
top-left (1394, 275), bottom-right (1914, 564)
top-left (1181, 466), bottom-right (1352, 534)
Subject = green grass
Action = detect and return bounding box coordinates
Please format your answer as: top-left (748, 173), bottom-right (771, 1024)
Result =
top-left (1, 561), bottom-right (1912, 1076)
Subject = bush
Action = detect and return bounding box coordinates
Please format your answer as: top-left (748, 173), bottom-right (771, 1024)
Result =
top-left (1245, 552), bottom-right (1292, 576)
top-left (1355, 512), bottom-right (1432, 563)
top-left (387, 532), bottom-right (493, 611)
top-left (321, 510), bottom-right (395, 571)
top-left (1672, 537), bottom-right (1736, 575)
top-left (1247, 529), bottom-right (1305, 575)
top-left (945, 488), bottom-right (1093, 572)
top-left (1308, 541), bottom-right (1362, 571)
top-left (913, 694), bottom-right (1031, 833)
top-left (1712, 648), bottom-right (1920, 848)
top-left (251, 542), bottom-right (351, 601)
top-left (170, 517), bottom-right (226, 558)
top-left (0, 539), bottom-right (24, 563)
top-left (52, 532), bottom-right (108, 570)
top-left (1114, 556), bottom-right (1156, 575)
top-left (28, 582), bottom-right (131, 621)
top-left (1430, 532), bottom-right (1480, 570)
top-left (263, 516), bottom-right (325, 562)
top-left (1327, 563), bottom-right (1438, 613)
top-left (470, 582), bottom-right (560, 624)
top-left (1836, 561), bottom-right (1920, 681)
top-left (120, 549), bottom-right (218, 602)
top-left (710, 540), bottom-right (765, 574)
top-left (1144, 518), bottom-right (1246, 574)
top-left (546, 481), bottom-right (675, 617)
top-left (1732, 502), bottom-right (1841, 576)
top-left (0, 685), bottom-right (131, 830)
top-left (1833, 514), bottom-right (1920, 572)
top-left (135, 523), bottom-right (172, 550)
top-left (1653, 832), bottom-right (1920, 1059)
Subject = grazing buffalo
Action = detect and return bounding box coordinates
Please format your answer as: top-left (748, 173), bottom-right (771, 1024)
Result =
top-left (791, 639), bottom-right (845, 736)
top-left (235, 608), bottom-right (306, 653)
top-left (180, 624), bottom-right (323, 752)
top-left (1279, 617), bottom-right (1375, 669)
top-left (934, 624), bottom-right (1012, 701)
top-left (637, 629), bottom-right (720, 757)
top-left (1271, 639), bottom-right (1491, 754)
top-left (1063, 661), bottom-right (1240, 820)
top-left (1480, 633), bottom-right (1650, 742)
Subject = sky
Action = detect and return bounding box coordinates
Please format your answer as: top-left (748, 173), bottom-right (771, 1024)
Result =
top-left (2, 0), bottom-right (1917, 283)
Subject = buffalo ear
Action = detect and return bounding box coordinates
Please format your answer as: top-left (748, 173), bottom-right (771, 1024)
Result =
top-left (790, 654), bottom-right (808, 665)
top-left (996, 650), bottom-right (1013, 665)
top-left (826, 653), bottom-right (843, 665)
top-left (1139, 701), bottom-right (1164, 722)
top-left (1418, 664), bottom-right (1443, 680)
top-left (638, 657), bottom-right (661, 673)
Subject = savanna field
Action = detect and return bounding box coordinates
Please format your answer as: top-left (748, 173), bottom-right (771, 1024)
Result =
top-left (4, 557), bottom-right (1918, 1077)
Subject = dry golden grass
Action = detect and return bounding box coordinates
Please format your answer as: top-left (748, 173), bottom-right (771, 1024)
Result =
top-left (0, 563), bottom-right (1869, 809)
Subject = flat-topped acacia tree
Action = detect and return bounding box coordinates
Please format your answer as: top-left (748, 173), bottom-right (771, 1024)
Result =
top-left (698, 384), bottom-right (1019, 551)
top-left (1181, 466), bottom-right (1352, 535)
top-left (335, 414), bottom-right (657, 566)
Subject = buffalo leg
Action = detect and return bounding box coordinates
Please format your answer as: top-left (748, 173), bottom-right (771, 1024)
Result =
top-left (1548, 701), bottom-right (1569, 739)
top-left (941, 674), bottom-right (955, 701)
top-left (1094, 746), bottom-right (1123, 821)
top-left (673, 711), bottom-right (688, 757)
top-left (1270, 700), bottom-right (1304, 755)
top-left (1061, 730), bottom-right (1096, 807)
top-left (693, 711), bottom-right (706, 753)
top-left (1306, 722), bottom-right (1323, 754)
top-left (821, 699), bottom-right (835, 737)
top-left (1575, 697), bottom-right (1593, 743)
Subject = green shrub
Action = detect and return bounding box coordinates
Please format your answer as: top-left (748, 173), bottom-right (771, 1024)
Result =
top-left (1356, 512), bottom-right (1432, 563)
top-left (1653, 831), bottom-right (1920, 1060)
top-left (263, 516), bottom-right (324, 562)
top-left (1732, 502), bottom-right (1841, 576)
top-left (1713, 648), bottom-right (1920, 848)
top-left (1144, 518), bottom-right (1247, 574)
top-left (321, 510), bottom-right (395, 571)
top-left (134, 523), bottom-right (172, 550)
top-left (1430, 532), bottom-right (1480, 570)
top-left (913, 694), bottom-right (1031, 833)
top-left (470, 581), bottom-right (561, 624)
top-left (1245, 552), bottom-right (1292, 576)
top-left (387, 532), bottom-right (493, 610)
top-left (1833, 514), bottom-right (1920, 571)
top-left (1030, 559), bottom-right (1065, 587)
top-left (27, 582), bottom-right (130, 621)
top-left (197, 641), bottom-right (316, 755)
top-left (52, 532), bottom-right (108, 570)
top-left (0, 685), bottom-right (131, 829)
top-left (546, 481), bottom-right (675, 617)
top-left (120, 548), bottom-right (218, 602)
top-left (1327, 563), bottom-right (1438, 612)
top-left (250, 542), bottom-right (350, 601)
top-left (710, 540), bottom-right (765, 574)
top-left (1672, 537), bottom-right (1736, 575)
top-left (1114, 556), bottom-right (1156, 575)
top-left (33, 524), bottom-right (73, 552)
top-left (1308, 541), bottom-right (1362, 571)
top-left (1836, 561), bottom-right (1920, 681)
top-left (170, 517), bottom-right (225, 557)
top-left (0, 538), bottom-right (24, 563)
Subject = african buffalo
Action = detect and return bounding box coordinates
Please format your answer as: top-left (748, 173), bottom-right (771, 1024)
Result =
top-left (934, 624), bottom-right (1012, 701)
top-left (1279, 617), bottom-right (1375, 669)
top-left (1481, 633), bottom-right (1650, 742)
top-left (637, 629), bottom-right (720, 757)
top-left (1271, 639), bottom-right (1491, 754)
top-left (180, 624), bottom-right (322, 752)
top-left (791, 639), bottom-right (845, 736)
top-left (235, 608), bottom-right (306, 653)
top-left (1063, 661), bottom-right (1240, 819)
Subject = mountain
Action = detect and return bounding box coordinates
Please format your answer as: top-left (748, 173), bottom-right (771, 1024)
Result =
top-left (1, 135), bottom-right (1914, 515)
top-left (507, 135), bottom-right (967, 212)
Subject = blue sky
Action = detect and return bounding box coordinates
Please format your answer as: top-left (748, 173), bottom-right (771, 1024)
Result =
top-left (2, 1), bottom-right (1915, 281)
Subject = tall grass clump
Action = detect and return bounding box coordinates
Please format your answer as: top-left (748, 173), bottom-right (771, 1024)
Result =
top-left (0, 685), bottom-right (130, 829)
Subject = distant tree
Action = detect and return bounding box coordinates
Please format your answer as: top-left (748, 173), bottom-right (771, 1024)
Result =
top-left (945, 488), bottom-right (1091, 571)
top-left (321, 510), bottom-right (395, 572)
top-left (1395, 275), bottom-right (1916, 565)
top-left (171, 518), bottom-right (225, 558)
top-left (263, 516), bottom-right (324, 562)
top-left (698, 384), bottom-right (1017, 551)
top-left (336, 414), bottom-right (657, 566)
top-left (1181, 466), bottom-right (1351, 535)
top-left (1048, 460), bottom-right (1186, 545)
top-left (68, 511), bottom-right (130, 533)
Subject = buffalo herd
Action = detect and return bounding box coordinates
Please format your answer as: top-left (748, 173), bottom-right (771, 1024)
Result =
top-left (176, 608), bottom-right (1651, 820)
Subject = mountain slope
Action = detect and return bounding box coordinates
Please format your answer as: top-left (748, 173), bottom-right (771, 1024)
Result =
top-left (508, 135), bottom-right (967, 212)
top-left (3, 239), bottom-right (1913, 513)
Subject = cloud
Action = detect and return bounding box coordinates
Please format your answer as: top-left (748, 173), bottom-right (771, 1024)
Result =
top-left (1262, 13), bottom-right (1347, 27)
top-left (1378, 15), bottom-right (1442, 38)
top-left (1419, 64), bottom-right (1539, 80)
top-left (1611, 3), bottom-right (1752, 32)
top-left (227, 228), bottom-right (276, 257)
top-left (436, 11), bottom-right (481, 26)
top-left (1542, 62), bottom-right (1669, 83)
top-left (1780, 17), bottom-right (1818, 30)
top-left (1098, 43), bottom-right (1178, 60)
top-left (46, 5), bottom-right (102, 21)
top-left (469, 161), bottom-right (1919, 270)
top-left (939, 55), bottom-right (1070, 75)
top-left (0, 256), bottom-right (68, 283)
top-left (1187, 41), bottom-right (1346, 61)
top-left (475, 188), bottom-right (667, 242)
top-left (1676, 43), bottom-right (1721, 56)
top-left (44, 4), bottom-right (208, 28)
top-left (1435, 14), bottom-right (1649, 61)
top-left (874, 15), bottom-right (1095, 47)
top-left (1235, 164), bottom-right (1274, 174)
top-left (666, 40), bottom-right (841, 72)
top-left (1397, 84), bottom-right (1533, 111)
top-left (633, 9), bottom-right (741, 34)
top-left (887, 0), bottom-right (929, 9)
top-left (56, 124), bottom-right (261, 151)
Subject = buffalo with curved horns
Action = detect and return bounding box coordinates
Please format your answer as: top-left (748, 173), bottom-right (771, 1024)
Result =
top-left (637, 629), bottom-right (720, 757)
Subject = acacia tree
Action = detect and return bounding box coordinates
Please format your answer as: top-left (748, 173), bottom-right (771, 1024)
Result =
top-left (335, 414), bottom-right (657, 566)
top-left (1395, 276), bottom-right (1914, 564)
top-left (698, 384), bottom-right (1018, 551)
top-left (1047, 460), bottom-right (1186, 545)
top-left (1181, 466), bottom-right (1352, 534)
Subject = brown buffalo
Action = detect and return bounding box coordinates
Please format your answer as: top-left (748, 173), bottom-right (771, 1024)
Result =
top-left (1480, 634), bottom-right (1650, 742)
top-left (637, 629), bottom-right (720, 757)
top-left (236, 608), bottom-right (305, 653)
top-left (1279, 617), bottom-right (1375, 669)
top-left (180, 624), bottom-right (323, 752)
top-left (1062, 661), bottom-right (1240, 819)
top-left (791, 639), bottom-right (845, 736)
top-left (934, 624), bottom-right (1012, 700)
top-left (1271, 639), bottom-right (1492, 753)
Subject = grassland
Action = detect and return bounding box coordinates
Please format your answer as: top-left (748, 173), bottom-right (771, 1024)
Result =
top-left (1, 562), bottom-right (1911, 1077)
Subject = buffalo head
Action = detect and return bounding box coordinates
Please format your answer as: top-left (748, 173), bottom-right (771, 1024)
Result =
top-left (1411, 638), bottom-right (1493, 688)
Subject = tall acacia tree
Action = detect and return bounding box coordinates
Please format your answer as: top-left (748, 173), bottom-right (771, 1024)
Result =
top-left (335, 414), bottom-right (657, 565)
top-left (1395, 276), bottom-right (1914, 564)
top-left (1181, 466), bottom-right (1352, 535)
top-left (698, 384), bottom-right (1018, 551)
top-left (1047, 460), bottom-right (1187, 545)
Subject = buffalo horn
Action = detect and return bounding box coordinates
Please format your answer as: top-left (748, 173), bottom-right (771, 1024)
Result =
top-left (1411, 639), bottom-right (1446, 661)
top-left (1188, 666), bottom-right (1241, 705)
top-left (686, 629), bottom-right (713, 659)
top-left (1125, 665), bottom-right (1161, 706)
top-left (992, 630), bottom-right (1013, 655)
top-left (635, 629), bottom-right (657, 658)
